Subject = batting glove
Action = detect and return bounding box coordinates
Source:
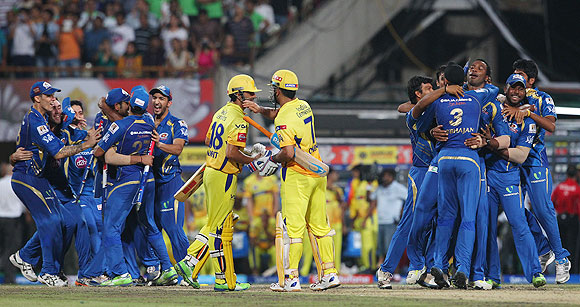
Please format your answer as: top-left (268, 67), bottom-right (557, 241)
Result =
top-left (259, 156), bottom-right (279, 177)
top-left (250, 143), bottom-right (266, 159)
top-left (247, 149), bottom-right (272, 172)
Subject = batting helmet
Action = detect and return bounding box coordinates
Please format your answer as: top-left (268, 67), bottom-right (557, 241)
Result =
top-left (271, 69), bottom-right (298, 91)
top-left (227, 74), bottom-right (262, 95)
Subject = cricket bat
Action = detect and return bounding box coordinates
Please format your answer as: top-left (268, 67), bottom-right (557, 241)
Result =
top-left (174, 162), bottom-right (206, 202)
top-left (243, 116), bottom-right (329, 177)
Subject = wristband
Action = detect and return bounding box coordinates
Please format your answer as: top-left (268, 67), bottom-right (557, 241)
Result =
top-left (486, 138), bottom-right (491, 146)
top-left (526, 109), bottom-right (531, 117)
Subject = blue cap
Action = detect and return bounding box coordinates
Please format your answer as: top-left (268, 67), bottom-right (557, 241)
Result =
top-left (130, 89), bottom-right (149, 110)
top-left (61, 97), bottom-right (75, 128)
top-left (105, 88), bottom-right (130, 106)
top-left (506, 74), bottom-right (526, 87)
top-left (30, 81), bottom-right (61, 98)
top-left (149, 85), bottom-right (172, 100)
top-left (131, 85), bottom-right (146, 93)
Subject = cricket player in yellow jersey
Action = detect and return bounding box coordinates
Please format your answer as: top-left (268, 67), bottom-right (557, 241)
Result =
top-left (242, 172), bottom-right (279, 219)
top-left (326, 168), bottom-right (345, 271)
top-left (350, 176), bottom-right (378, 271)
top-left (174, 74), bottom-right (267, 291)
top-left (243, 69), bottom-right (340, 291)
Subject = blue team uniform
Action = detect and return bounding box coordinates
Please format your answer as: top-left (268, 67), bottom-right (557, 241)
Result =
top-left (152, 112), bottom-right (189, 262)
top-left (96, 114), bottom-right (173, 277)
top-left (11, 107), bottom-right (65, 276)
top-left (432, 90), bottom-right (484, 276)
top-left (380, 110), bottom-right (434, 274)
top-left (520, 88), bottom-right (569, 261)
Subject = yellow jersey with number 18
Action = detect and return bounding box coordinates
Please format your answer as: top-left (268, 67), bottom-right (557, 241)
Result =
top-left (205, 102), bottom-right (248, 174)
top-left (274, 98), bottom-right (321, 177)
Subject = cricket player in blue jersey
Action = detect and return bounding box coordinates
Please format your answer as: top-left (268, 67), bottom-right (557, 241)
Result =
top-left (376, 76), bottom-right (437, 289)
top-left (149, 85), bottom-right (190, 268)
top-left (94, 89), bottom-right (176, 286)
top-left (467, 74), bottom-right (546, 288)
top-left (10, 81), bottom-right (99, 287)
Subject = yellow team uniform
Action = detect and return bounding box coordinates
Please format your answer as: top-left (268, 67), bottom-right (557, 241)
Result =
top-left (242, 173), bottom-right (279, 218)
top-left (186, 102), bottom-right (248, 281)
top-left (351, 180), bottom-right (378, 270)
top-left (275, 98), bottom-right (337, 276)
top-left (249, 216), bottom-right (276, 271)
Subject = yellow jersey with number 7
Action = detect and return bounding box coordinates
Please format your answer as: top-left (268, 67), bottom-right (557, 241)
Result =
top-left (274, 98), bottom-right (321, 177)
top-left (205, 103), bottom-right (248, 174)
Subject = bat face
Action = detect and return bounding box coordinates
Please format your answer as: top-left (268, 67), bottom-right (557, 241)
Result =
top-left (174, 163), bottom-right (206, 202)
top-left (294, 147), bottom-right (329, 177)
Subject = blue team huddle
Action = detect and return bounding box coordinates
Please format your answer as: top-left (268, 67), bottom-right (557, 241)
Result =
top-left (376, 59), bottom-right (570, 290)
top-left (9, 82), bottom-right (189, 287)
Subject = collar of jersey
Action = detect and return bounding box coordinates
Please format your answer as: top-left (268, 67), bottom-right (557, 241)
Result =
top-left (158, 111), bottom-right (172, 127)
top-left (227, 102), bottom-right (245, 114)
top-left (30, 106), bottom-right (48, 123)
top-left (279, 98), bottom-right (299, 112)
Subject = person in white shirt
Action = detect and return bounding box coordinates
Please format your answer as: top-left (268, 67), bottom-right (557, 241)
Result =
top-left (110, 12), bottom-right (135, 57)
top-left (0, 162), bottom-right (26, 284)
top-left (369, 169), bottom-right (407, 265)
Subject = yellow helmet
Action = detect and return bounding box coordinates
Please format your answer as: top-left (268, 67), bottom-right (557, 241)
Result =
top-left (271, 69), bottom-right (299, 91)
top-left (227, 74), bottom-right (262, 95)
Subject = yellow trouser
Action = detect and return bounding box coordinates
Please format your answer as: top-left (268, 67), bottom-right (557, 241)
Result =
top-left (250, 245), bottom-right (276, 272)
top-left (186, 167), bottom-right (237, 278)
top-left (301, 223), bottom-right (342, 276)
top-left (354, 215), bottom-right (377, 270)
top-left (281, 168), bottom-right (337, 275)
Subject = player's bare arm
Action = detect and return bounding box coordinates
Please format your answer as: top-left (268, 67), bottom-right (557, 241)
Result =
top-left (465, 124), bottom-right (510, 150)
top-left (9, 147), bottom-right (33, 165)
top-left (242, 100), bottom-right (280, 120)
top-left (412, 85), bottom-right (463, 119)
top-left (98, 97), bottom-right (124, 122)
top-left (271, 145), bottom-right (294, 163)
top-left (152, 130), bottom-right (185, 155)
top-left (225, 143), bottom-right (257, 164)
top-left (430, 125), bottom-right (448, 142)
top-left (104, 147), bottom-right (153, 166)
top-left (495, 146), bottom-right (532, 164)
top-left (397, 101), bottom-right (413, 113)
top-left (54, 128), bottom-right (101, 159)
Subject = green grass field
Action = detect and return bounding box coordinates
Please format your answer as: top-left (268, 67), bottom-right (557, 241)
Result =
top-left (2, 284), bottom-right (580, 306)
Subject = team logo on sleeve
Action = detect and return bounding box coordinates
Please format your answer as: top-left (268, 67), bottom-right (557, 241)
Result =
top-left (546, 97), bottom-right (554, 105)
top-left (179, 120), bottom-right (187, 127)
top-left (109, 123), bottom-right (119, 134)
top-left (529, 123), bottom-right (536, 133)
top-left (237, 133), bottom-right (246, 142)
top-left (275, 125), bottom-right (286, 131)
top-left (160, 132), bottom-right (169, 141)
top-left (37, 125), bottom-right (49, 135)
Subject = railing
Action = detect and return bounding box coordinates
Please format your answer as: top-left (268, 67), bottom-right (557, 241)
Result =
top-left (0, 65), bottom-right (217, 79)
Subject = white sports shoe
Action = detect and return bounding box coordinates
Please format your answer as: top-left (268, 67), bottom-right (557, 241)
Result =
top-left (9, 251), bottom-right (37, 282)
top-left (555, 258), bottom-right (571, 284)
top-left (270, 277), bottom-right (301, 292)
top-left (539, 251), bottom-right (555, 273)
top-left (473, 279), bottom-right (492, 290)
top-left (38, 274), bottom-right (68, 287)
top-left (406, 266), bottom-right (426, 285)
top-left (310, 273), bottom-right (340, 291)
top-left (377, 269), bottom-right (393, 289)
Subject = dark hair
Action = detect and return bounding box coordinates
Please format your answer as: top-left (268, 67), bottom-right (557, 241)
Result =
top-left (279, 88), bottom-right (296, 99)
top-left (131, 106), bottom-right (146, 114)
top-left (444, 63), bottom-right (465, 86)
top-left (380, 168), bottom-right (396, 179)
top-left (43, 8), bottom-right (54, 18)
top-left (512, 59), bottom-right (538, 83)
top-left (199, 9), bottom-right (208, 16)
top-left (474, 58), bottom-right (492, 77)
top-left (70, 100), bottom-right (83, 110)
top-left (566, 165), bottom-right (578, 178)
top-left (435, 65), bottom-right (447, 81)
top-left (407, 76), bottom-right (433, 104)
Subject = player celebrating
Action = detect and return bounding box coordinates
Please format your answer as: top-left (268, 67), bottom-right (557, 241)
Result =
top-left (149, 85), bottom-right (190, 281)
top-left (175, 74), bottom-right (266, 291)
top-left (244, 69), bottom-right (341, 292)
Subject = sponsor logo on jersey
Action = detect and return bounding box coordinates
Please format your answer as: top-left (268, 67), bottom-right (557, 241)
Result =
top-left (109, 123), bottom-right (119, 134)
top-left (179, 120), bottom-right (187, 127)
top-left (237, 133), bottom-right (246, 142)
top-left (534, 171), bottom-right (542, 180)
top-left (275, 125), bottom-right (286, 131)
top-left (526, 136), bottom-right (534, 144)
top-left (529, 123), bottom-right (536, 133)
top-left (235, 123), bottom-right (247, 129)
top-left (160, 132), bottom-right (169, 141)
top-left (42, 134), bottom-right (54, 143)
top-left (509, 123), bottom-right (518, 133)
top-left (37, 125), bottom-right (49, 135)
top-left (75, 156), bottom-right (88, 168)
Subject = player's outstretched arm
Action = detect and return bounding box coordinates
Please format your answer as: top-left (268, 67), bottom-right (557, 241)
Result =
top-left (226, 143), bottom-right (259, 164)
top-left (54, 127), bottom-right (101, 159)
top-left (104, 147), bottom-right (153, 166)
top-left (271, 145), bottom-right (294, 164)
top-left (412, 85), bottom-right (463, 119)
top-left (9, 147), bottom-right (33, 165)
top-left (242, 101), bottom-right (280, 120)
top-left (397, 101), bottom-right (413, 114)
top-left (495, 146), bottom-right (531, 165)
top-left (97, 97), bottom-right (124, 122)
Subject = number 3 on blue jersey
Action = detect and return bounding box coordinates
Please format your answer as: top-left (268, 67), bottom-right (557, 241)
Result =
top-left (449, 108), bottom-right (463, 126)
top-left (209, 122), bottom-right (224, 150)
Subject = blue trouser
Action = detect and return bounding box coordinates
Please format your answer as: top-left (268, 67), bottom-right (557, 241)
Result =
top-left (525, 209), bottom-right (551, 256)
top-left (435, 148), bottom-right (480, 275)
top-left (407, 161), bottom-right (439, 272)
top-left (380, 166), bottom-right (427, 273)
top-left (103, 172), bottom-right (171, 276)
top-left (12, 172), bottom-right (64, 275)
top-left (154, 175), bottom-right (189, 262)
top-left (521, 166), bottom-right (570, 260)
top-left (84, 196), bottom-right (107, 278)
top-left (79, 192), bottom-right (101, 256)
top-left (487, 169), bottom-right (542, 282)
top-left (470, 158), bottom-right (489, 281)
top-left (123, 209), bottom-right (160, 279)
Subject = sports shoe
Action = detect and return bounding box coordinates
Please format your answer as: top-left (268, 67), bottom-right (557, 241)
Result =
top-left (376, 269), bottom-right (393, 289)
top-left (473, 279), bottom-right (492, 290)
top-left (417, 273), bottom-right (439, 289)
top-left (153, 267), bottom-right (178, 286)
top-left (451, 271), bottom-right (468, 289)
top-left (270, 277), bottom-right (301, 292)
top-left (406, 266), bottom-right (426, 285)
top-left (75, 277), bottom-right (91, 287)
top-left (555, 258), bottom-right (571, 284)
top-left (174, 257), bottom-right (200, 289)
top-left (9, 251), bottom-right (37, 282)
top-left (38, 274), bottom-right (68, 287)
top-left (486, 279), bottom-right (502, 289)
top-left (58, 272), bottom-right (69, 286)
top-left (532, 273), bottom-right (547, 288)
top-left (133, 276), bottom-right (147, 286)
top-left (99, 273), bottom-right (133, 286)
top-left (144, 265), bottom-right (161, 283)
top-left (539, 251), bottom-right (555, 273)
top-left (310, 273), bottom-right (340, 291)
top-left (214, 280), bottom-right (251, 291)
top-left (89, 275), bottom-right (109, 286)
top-left (430, 267), bottom-right (450, 289)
